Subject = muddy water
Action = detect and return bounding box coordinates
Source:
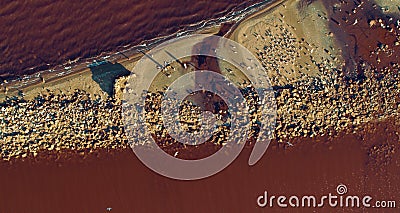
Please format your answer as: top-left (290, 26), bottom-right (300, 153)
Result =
top-left (320, 0), bottom-right (400, 76)
top-left (0, 118), bottom-right (399, 213)
top-left (0, 0), bottom-right (265, 79)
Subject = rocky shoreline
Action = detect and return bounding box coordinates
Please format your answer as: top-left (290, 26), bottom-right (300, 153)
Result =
top-left (1, 62), bottom-right (399, 160)
top-left (1, 0), bottom-right (399, 161)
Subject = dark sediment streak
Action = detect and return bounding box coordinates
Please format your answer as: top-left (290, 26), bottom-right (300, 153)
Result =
top-left (0, 0), bottom-right (265, 79)
top-left (0, 118), bottom-right (399, 213)
top-left (146, 35), bottom-right (228, 160)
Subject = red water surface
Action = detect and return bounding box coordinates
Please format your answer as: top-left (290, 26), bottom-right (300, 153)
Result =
top-left (0, 0), bottom-right (262, 78)
top-left (0, 118), bottom-right (399, 213)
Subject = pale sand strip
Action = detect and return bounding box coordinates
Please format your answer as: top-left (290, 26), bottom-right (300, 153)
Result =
top-left (0, 23), bottom-right (220, 101)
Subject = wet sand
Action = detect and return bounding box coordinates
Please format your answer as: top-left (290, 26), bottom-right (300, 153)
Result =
top-left (0, 117), bottom-right (399, 213)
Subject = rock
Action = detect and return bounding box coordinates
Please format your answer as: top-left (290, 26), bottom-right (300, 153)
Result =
top-left (369, 19), bottom-right (377, 27)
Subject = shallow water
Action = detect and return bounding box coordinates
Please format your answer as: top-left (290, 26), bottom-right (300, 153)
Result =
top-left (0, 0), bottom-right (270, 80)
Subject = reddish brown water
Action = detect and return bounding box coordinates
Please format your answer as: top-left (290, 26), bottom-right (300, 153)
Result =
top-left (0, 0), bottom-right (263, 79)
top-left (0, 118), bottom-right (399, 213)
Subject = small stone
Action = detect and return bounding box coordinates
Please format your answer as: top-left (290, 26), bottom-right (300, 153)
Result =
top-left (369, 19), bottom-right (377, 27)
